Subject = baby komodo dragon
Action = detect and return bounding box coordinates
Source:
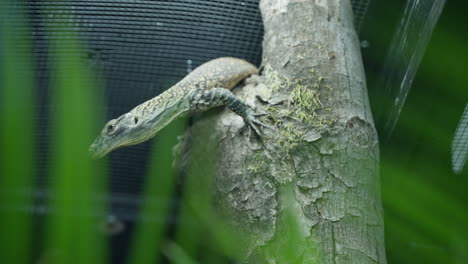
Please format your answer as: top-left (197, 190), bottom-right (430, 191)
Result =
top-left (89, 57), bottom-right (267, 159)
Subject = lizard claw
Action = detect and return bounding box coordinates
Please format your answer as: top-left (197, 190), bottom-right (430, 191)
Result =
top-left (252, 110), bottom-right (268, 117)
top-left (243, 110), bottom-right (274, 137)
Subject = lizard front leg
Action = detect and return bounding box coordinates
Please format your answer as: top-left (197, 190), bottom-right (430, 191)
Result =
top-left (189, 88), bottom-right (269, 135)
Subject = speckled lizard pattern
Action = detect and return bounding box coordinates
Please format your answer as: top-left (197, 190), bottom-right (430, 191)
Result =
top-left (89, 57), bottom-right (266, 159)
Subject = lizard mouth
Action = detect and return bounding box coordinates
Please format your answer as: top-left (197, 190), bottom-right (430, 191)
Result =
top-left (89, 144), bottom-right (107, 159)
top-left (89, 137), bottom-right (115, 159)
top-left (88, 126), bottom-right (148, 159)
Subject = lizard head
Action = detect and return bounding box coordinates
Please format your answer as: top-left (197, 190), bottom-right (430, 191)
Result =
top-left (89, 112), bottom-right (149, 159)
top-left (89, 90), bottom-right (190, 159)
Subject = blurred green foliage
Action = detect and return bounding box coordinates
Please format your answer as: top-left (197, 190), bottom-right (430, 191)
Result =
top-left (0, 2), bottom-right (35, 264)
top-left (363, 1), bottom-right (468, 263)
top-left (45, 19), bottom-right (107, 264)
top-left (126, 119), bottom-right (185, 264)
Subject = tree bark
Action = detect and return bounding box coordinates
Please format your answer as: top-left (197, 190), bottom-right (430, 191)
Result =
top-left (182, 0), bottom-right (386, 263)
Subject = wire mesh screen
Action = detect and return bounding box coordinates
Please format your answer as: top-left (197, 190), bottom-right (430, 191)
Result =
top-left (14, 0), bottom-right (370, 220)
top-left (350, 0), bottom-right (370, 30)
top-left (452, 104), bottom-right (468, 174)
top-left (27, 0), bottom-right (264, 219)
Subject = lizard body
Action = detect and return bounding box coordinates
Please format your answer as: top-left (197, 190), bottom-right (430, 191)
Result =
top-left (89, 57), bottom-right (265, 159)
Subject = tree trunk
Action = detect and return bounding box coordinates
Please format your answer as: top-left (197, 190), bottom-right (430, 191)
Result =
top-left (182, 0), bottom-right (386, 263)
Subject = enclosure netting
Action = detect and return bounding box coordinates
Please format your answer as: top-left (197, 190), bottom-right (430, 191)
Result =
top-left (31, 0), bottom-right (264, 220)
top-left (452, 104), bottom-right (468, 174)
top-left (15, 0), bottom-right (369, 220)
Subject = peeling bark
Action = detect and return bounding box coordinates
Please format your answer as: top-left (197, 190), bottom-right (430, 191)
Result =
top-left (180, 0), bottom-right (386, 263)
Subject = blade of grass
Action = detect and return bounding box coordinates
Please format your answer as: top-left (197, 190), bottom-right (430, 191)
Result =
top-left (174, 127), bottom-right (211, 261)
top-left (163, 241), bottom-right (199, 264)
top-left (44, 4), bottom-right (107, 264)
top-left (127, 118), bottom-right (186, 264)
top-left (0, 2), bottom-right (35, 263)
top-left (261, 183), bottom-right (320, 264)
top-left (175, 122), bottom-right (245, 262)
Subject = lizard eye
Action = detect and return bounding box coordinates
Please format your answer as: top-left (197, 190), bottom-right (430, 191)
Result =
top-left (133, 117), bottom-right (139, 125)
top-left (106, 123), bottom-right (117, 135)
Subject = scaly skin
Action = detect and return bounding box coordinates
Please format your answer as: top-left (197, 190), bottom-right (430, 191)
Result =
top-left (89, 57), bottom-right (267, 159)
